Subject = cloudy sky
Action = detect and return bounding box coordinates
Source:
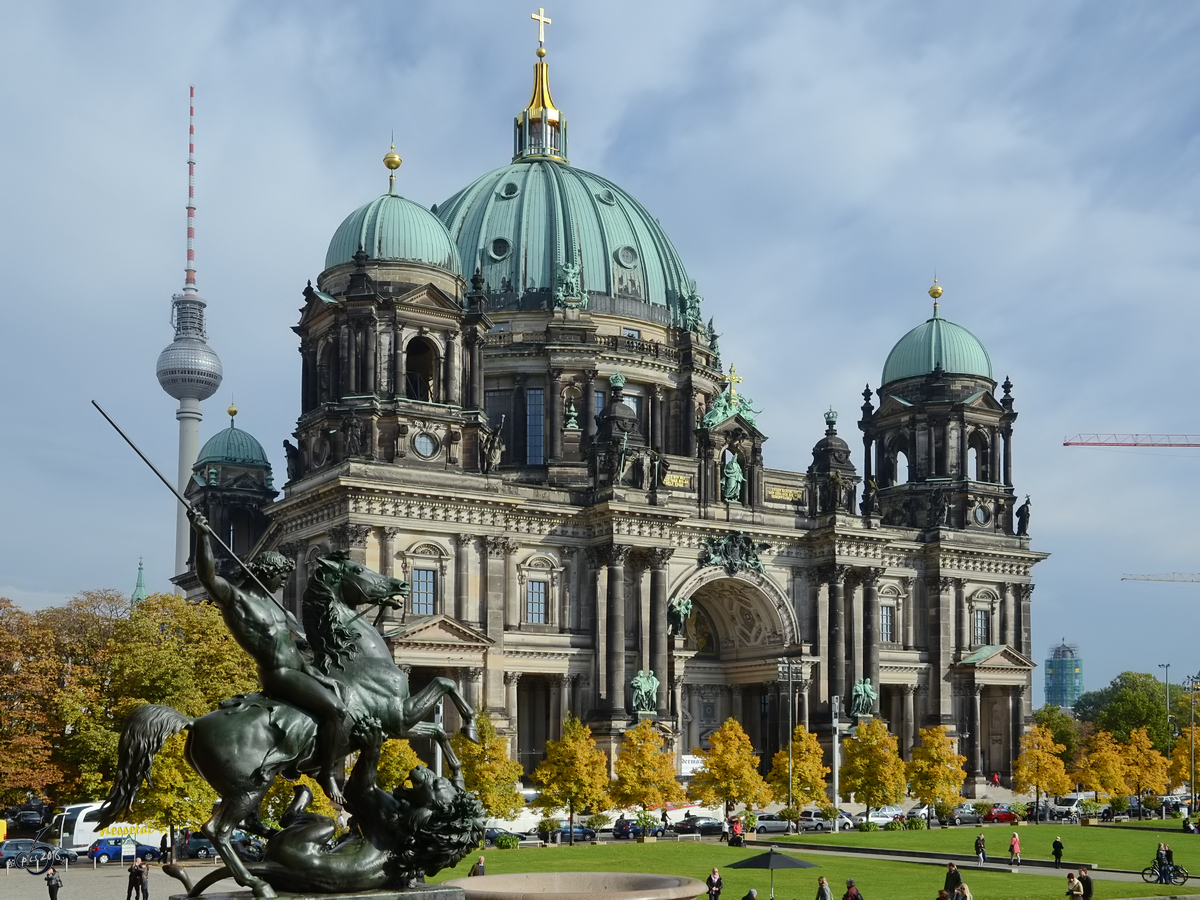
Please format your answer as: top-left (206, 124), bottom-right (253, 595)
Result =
top-left (3, 1), bottom-right (1199, 702)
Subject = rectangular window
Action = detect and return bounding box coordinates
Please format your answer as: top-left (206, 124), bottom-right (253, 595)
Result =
top-left (525, 580), bottom-right (548, 624)
top-left (880, 605), bottom-right (895, 643)
top-left (624, 394), bottom-right (642, 419)
top-left (484, 389), bottom-right (513, 461)
top-left (593, 390), bottom-right (606, 418)
top-left (525, 388), bottom-right (545, 464)
top-left (411, 569), bottom-right (437, 616)
top-left (621, 327), bottom-right (641, 339)
top-left (973, 608), bottom-right (990, 646)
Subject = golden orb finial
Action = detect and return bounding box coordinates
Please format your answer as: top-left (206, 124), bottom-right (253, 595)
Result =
top-left (227, 404), bottom-right (238, 424)
top-left (384, 144), bottom-right (402, 171)
top-left (928, 278), bottom-right (943, 300)
top-left (536, 45), bottom-right (547, 58)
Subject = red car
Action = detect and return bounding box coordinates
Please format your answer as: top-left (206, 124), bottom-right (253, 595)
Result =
top-left (983, 805), bottom-right (1020, 824)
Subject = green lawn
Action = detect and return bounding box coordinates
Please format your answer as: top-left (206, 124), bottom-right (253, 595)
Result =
top-left (776, 824), bottom-right (1196, 873)
top-left (429, 841), bottom-right (1183, 900)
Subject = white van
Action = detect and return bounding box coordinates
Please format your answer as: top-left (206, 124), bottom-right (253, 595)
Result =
top-left (48, 803), bottom-right (165, 851)
top-left (1054, 794), bottom-right (1087, 818)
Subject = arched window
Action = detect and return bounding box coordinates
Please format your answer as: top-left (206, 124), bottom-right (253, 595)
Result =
top-left (968, 430), bottom-right (990, 482)
top-left (406, 337), bottom-right (439, 402)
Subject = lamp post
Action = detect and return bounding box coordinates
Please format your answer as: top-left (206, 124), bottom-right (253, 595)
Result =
top-left (787, 656), bottom-right (793, 832)
top-left (831, 695), bottom-right (841, 833)
top-left (1160, 663), bottom-right (1172, 757)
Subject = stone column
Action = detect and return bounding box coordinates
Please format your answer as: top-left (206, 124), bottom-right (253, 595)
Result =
top-left (364, 317), bottom-right (377, 396)
top-left (454, 533), bottom-right (475, 622)
top-left (902, 685), bottom-right (917, 760)
top-left (549, 369), bottom-right (564, 461)
top-left (927, 575), bottom-right (954, 725)
top-left (574, 673), bottom-right (591, 718)
top-left (971, 685), bottom-right (984, 776)
top-left (652, 385), bottom-right (666, 450)
top-left (465, 667), bottom-right (484, 715)
top-left (558, 674), bottom-right (572, 732)
top-left (958, 417), bottom-right (969, 479)
top-left (730, 685), bottom-right (743, 722)
top-left (1009, 686), bottom-right (1025, 777)
top-left (797, 678), bottom-right (810, 732)
top-left (381, 527), bottom-right (400, 579)
top-left (502, 539), bottom-right (520, 628)
top-left (1015, 584), bottom-right (1033, 656)
top-left (859, 567), bottom-right (883, 713)
top-left (395, 328), bottom-right (407, 399)
top-left (504, 671), bottom-right (522, 757)
top-left (582, 370), bottom-right (597, 442)
top-left (605, 544), bottom-right (631, 712)
top-left (827, 565), bottom-right (849, 701)
top-left (673, 676), bottom-right (684, 726)
top-left (469, 332), bottom-right (483, 410)
top-left (1002, 425), bottom-right (1013, 486)
top-left (902, 577), bottom-right (915, 650)
top-left (550, 676), bottom-right (563, 740)
top-left (444, 330), bottom-right (460, 406)
top-left (1000, 583), bottom-right (1015, 647)
top-left (954, 578), bottom-right (968, 653)
top-left (648, 548), bottom-right (674, 715)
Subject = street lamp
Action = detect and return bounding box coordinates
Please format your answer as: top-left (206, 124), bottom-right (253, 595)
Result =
top-left (1160, 663), bottom-right (1173, 757)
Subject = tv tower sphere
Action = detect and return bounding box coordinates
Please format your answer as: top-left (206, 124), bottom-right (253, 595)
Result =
top-left (156, 305), bottom-right (223, 400)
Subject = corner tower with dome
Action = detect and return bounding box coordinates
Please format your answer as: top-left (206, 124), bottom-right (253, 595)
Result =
top-left (246, 17), bottom-right (1046, 793)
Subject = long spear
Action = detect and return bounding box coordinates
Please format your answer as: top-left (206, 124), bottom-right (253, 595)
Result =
top-left (91, 400), bottom-right (302, 632)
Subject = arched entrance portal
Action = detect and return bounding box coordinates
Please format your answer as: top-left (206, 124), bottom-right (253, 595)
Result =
top-left (671, 569), bottom-right (798, 770)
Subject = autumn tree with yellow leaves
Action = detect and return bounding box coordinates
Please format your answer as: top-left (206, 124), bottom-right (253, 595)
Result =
top-left (1076, 730), bottom-right (1128, 800)
top-left (451, 712), bottom-right (524, 820)
top-left (839, 717), bottom-right (906, 818)
top-left (688, 718), bottom-right (773, 816)
top-left (532, 715), bottom-right (611, 843)
top-left (906, 726), bottom-right (966, 811)
top-left (1015, 723), bottom-right (1073, 819)
top-left (612, 718), bottom-right (686, 815)
top-left (766, 725), bottom-right (829, 810)
top-left (1122, 726), bottom-right (1169, 802)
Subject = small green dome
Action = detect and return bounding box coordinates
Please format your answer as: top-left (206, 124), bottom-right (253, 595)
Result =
top-left (326, 187), bottom-right (461, 272)
top-left (436, 159), bottom-right (693, 325)
top-left (197, 424), bottom-right (270, 468)
top-left (881, 306), bottom-right (993, 385)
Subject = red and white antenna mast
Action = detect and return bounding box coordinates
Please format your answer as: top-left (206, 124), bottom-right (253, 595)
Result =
top-left (185, 84), bottom-right (197, 294)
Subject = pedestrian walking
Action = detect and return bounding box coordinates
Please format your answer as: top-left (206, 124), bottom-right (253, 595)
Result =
top-left (707, 867), bottom-right (723, 900)
top-left (814, 876), bottom-right (832, 900)
top-left (1078, 867), bottom-right (1093, 900)
top-left (954, 884), bottom-right (973, 900)
top-left (720, 818), bottom-right (730, 843)
top-left (468, 856), bottom-right (485, 877)
top-left (944, 863), bottom-right (962, 895)
top-left (45, 866), bottom-right (62, 900)
top-left (127, 860), bottom-right (145, 900)
top-left (1065, 872), bottom-right (1083, 898)
top-left (1052, 836), bottom-right (1064, 869)
top-left (1008, 832), bottom-right (1021, 866)
top-left (974, 833), bottom-right (986, 866)
top-left (841, 879), bottom-right (863, 900)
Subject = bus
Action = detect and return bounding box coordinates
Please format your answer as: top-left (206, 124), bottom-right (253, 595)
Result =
top-left (47, 803), bottom-right (166, 852)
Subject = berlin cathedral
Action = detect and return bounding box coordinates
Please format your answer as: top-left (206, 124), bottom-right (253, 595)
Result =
top-left (176, 18), bottom-right (1046, 795)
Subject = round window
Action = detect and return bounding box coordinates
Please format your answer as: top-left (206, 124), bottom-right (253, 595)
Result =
top-left (615, 245), bottom-right (639, 269)
top-left (413, 433), bottom-right (439, 459)
top-left (488, 237), bottom-right (512, 261)
top-left (596, 188), bottom-right (617, 205)
top-left (499, 181), bottom-right (520, 199)
top-left (973, 505), bottom-right (991, 526)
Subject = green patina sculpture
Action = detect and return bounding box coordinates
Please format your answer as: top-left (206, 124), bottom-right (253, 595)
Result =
top-left (849, 678), bottom-right (877, 718)
top-left (666, 594), bottom-right (693, 636)
top-left (701, 371), bottom-right (761, 429)
top-left (700, 531), bottom-right (770, 577)
top-left (553, 260), bottom-right (585, 308)
top-left (564, 397), bottom-right (579, 430)
top-left (98, 514), bottom-right (484, 899)
top-left (681, 282), bottom-right (706, 334)
top-left (630, 669), bottom-right (660, 713)
top-left (722, 454), bottom-right (745, 502)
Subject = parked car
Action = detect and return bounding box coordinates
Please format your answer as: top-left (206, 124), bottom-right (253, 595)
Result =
top-left (613, 819), bottom-right (666, 839)
top-left (752, 813), bottom-right (791, 834)
top-left (536, 825), bottom-right (597, 843)
top-left (483, 827), bottom-right (524, 846)
top-left (181, 835), bottom-right (218, 859)
top-left (88, 838), bottom-right (160, 863)
top-left (983, 804), bottom-right (1021, 824)
top-left (0, 839), bottom-right (77, 866)
top-left (12, 811), bottom-right (45, 829)
top-left (946, 804), bottom-right (982, 826)
top-left (906, 804), bottom-right (941, 825)
top-left (674, 816), bottom-right (724, 836)
top-left (852, 805), bottom-right (904, 826)
top-left (795, 810), bottom-right (832, 831)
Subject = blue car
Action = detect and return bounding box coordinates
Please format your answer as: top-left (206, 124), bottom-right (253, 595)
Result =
top-left (613, 819), bottom-right (666, 839)
top-left (87, 838), bottom-right (160, 864)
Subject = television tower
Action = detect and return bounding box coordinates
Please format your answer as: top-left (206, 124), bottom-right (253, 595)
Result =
top-left (156, 86), bottom-right (223, 576)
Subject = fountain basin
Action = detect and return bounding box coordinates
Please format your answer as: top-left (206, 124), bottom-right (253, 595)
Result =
top-left (443, 872), bottom-right (707, 900)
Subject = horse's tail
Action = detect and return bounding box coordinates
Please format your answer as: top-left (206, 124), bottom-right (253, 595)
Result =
top-left (98, 704), bottom-right (193, 828)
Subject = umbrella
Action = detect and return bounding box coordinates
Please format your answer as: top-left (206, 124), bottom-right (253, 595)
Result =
top-left (726, 847), bottom-right (819, 900)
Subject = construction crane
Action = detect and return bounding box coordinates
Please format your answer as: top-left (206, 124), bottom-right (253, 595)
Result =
top-left (1122, 573), bottom-right (1200, 582)
top-left (1064, 434), bottom-right (1200, 447)
top-left (1067, 434), bottom-right (1200, 581)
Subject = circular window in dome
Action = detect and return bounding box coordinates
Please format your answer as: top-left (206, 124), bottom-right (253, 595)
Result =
top-left (488, 238), bottom-right (512, 261)
top-left (614, 245), bottom-right (640, 269)
top-left (596, 188), bottom-right (617, 205)
top-left (973, 504), bottom-right (991, 527)
top-left (498, 182), bottom-right (521, 200)
top-left (412, 432), bottom-right (439, 459)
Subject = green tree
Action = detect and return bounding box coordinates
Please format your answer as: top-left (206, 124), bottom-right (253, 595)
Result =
top-left (1034, 704), bottom-right (1082, 769)
top-left (1076, 730), bottom-right (1128, 800)
top-left (612, 718), bottom-right (686, 815)
top-left (839, 718), bottom-right (907, 818)
top-left (1075, 672), bottom-right (1179, 752)
top-left (1121, 727), bottom-right (1169, 801)
top-left (531, 715), bottom-right (611, 843)
top-left (1014, 723), bottom-right (1072, 818)
top-left (451, 712), bottom-right (524, 819)
top-left (688, 718), bottom-right (773, 816)
top-left (906, 726), bottom-right (966, 811)
top-left (766, 725), bottom-right (830, 809)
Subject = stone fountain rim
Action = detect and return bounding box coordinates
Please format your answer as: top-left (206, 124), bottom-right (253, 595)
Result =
top-left (443, 871), bottom-right (707, 900)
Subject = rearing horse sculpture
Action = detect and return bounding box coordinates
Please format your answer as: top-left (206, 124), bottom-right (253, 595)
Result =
top-left (100, 552), bottom-right (478, 899)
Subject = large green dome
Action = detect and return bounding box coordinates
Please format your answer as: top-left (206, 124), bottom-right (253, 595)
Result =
top-left (326, 186), bottom-right (460, 273)
top-left (435, 159), bottom-right (694, 325)
top-left (197, 424), bottom-right (270, 468)
top-left (881, 305), bottom-right (993, 385)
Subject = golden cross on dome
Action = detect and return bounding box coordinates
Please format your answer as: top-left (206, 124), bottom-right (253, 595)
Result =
top-left (531, 7), bottom-right (552, 45)
top-left (727, 365), bottom-right (743, 402)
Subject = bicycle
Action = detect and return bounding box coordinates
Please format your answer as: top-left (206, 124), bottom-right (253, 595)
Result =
top-left (1141, 862), bottom-right (1189, 886)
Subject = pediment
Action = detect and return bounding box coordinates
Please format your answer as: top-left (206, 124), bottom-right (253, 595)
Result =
top-left (393, 283), bottom-right (463, 314)
top-left (958, 644), bottom-right (1035, 670)
top-left (962, 390), bottom-right (1004, 412)
top-left (878, 395), bottom-right (914, 416)
top-left (387, 614), bottom-right (493, 649)
top-left (706, 413), bottom-right (767, 441)
top-left (297, 285), bottom-right (339, 327)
